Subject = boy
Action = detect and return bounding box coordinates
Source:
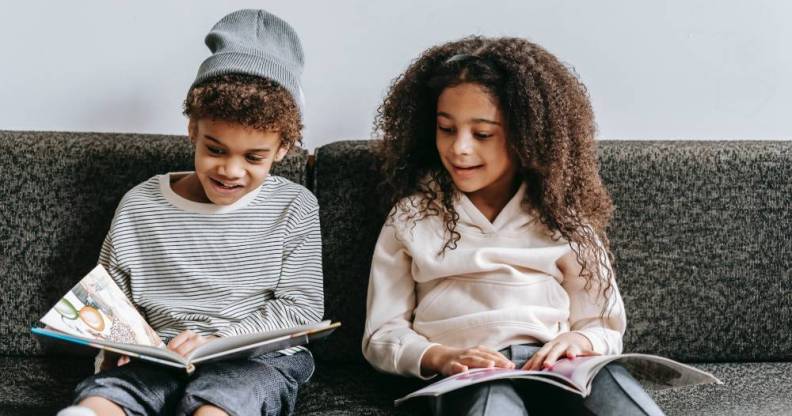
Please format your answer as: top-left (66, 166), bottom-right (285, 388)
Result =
top-left (58, 9), bottom-right (323, 416)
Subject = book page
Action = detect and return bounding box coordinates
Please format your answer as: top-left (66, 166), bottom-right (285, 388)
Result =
top-left (39, 265), bottom-right (163, 347)
top-left (188, 321), bottom-right (338, 362)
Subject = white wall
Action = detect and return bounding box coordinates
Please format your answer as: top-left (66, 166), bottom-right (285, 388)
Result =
top-left (1, 1), bottom-right (789, 149)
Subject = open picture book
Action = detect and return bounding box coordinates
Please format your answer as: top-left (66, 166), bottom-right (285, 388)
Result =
top-left (32, 265), bottom-right (339, 374)
top-left (396, 352), bottom-right (722, 406)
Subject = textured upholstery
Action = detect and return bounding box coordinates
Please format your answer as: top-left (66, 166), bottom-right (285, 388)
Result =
top-left (1, 133), bottom-right (790, 415)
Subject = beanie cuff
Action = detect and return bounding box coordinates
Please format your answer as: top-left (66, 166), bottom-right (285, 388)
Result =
top-left (192, 51), bottom-right (305, 117)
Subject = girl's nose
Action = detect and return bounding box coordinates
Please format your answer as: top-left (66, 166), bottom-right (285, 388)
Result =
top-left (451, 131), bottom-right (474, 155)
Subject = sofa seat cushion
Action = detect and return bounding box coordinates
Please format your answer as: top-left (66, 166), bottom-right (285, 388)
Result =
top-left (295, 361), bottom-right (792, 415)
top-left (652, 362), bottom-right (792, 416)
top-left (0, 355), bottom-right (94, 415)
top-left (2, 357), bottom-right (788, 415)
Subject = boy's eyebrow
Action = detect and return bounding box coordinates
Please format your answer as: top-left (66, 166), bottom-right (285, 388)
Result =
top-left (205, 135), bottom-right (272, 152)
top-left (437, 112), bottom-right (501, 126)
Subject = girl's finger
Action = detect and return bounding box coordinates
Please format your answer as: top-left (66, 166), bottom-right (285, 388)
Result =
top-left (542, 343), bottom-right (569, 369)
top-left (459, 355), bottom-right (495, 369)
top-left (476, 350), bottom-right (514, 368)
top-left (449, 362), bottom-right (468, 375)
top-left (524, 343), bottom-right (553, 371)
top-left (564, 344), bottom-right (582, 360)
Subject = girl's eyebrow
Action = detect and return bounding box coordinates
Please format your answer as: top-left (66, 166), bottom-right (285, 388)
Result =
top-left (437, 112), bottom-right (500, 126)
top-left (205, 135), bottom-right (272, 153)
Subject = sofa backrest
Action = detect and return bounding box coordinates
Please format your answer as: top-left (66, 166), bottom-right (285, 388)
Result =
top-left (0, 130), bottom-right (308, 355)
top-left (313, 140), bottom-right (792, 363)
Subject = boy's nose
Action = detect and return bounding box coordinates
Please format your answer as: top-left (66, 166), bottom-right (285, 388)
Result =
top-left (219, 159), bottom-right (244, 178)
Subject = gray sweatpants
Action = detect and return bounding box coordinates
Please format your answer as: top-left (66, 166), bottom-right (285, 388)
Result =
top-left (431, 344), bottom-right (665, 416)
top-left (73, 350), bottom-right (314, 416)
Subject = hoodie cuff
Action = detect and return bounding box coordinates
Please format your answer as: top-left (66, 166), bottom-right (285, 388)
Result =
top-left (571, 329), bottom-right (608, 355)
top-left (400, 339), bottom-right (440, 380)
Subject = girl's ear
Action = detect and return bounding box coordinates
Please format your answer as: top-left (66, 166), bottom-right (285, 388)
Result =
top-left (187, 118), bottom-right (198, 145)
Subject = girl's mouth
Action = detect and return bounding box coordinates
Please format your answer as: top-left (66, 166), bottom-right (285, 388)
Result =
top-left (452, 164), bottom-right (483, 177)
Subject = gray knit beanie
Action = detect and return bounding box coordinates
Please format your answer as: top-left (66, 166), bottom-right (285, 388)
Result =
top-left (192, 9), bottom-right (305, 116)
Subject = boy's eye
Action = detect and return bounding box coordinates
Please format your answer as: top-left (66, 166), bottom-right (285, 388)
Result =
top-left (246, 154), bottom-right (265, 163)
top-left (207, 146), bottom-right (224, 155)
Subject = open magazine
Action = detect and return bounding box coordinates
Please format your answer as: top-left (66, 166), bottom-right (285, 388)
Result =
top-left (32, 265), bottom-right (339, 374)
top-left (396, 353), bottom-right (722, 406)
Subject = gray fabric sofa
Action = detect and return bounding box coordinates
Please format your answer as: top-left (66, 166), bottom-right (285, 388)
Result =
top-left (1, 131), bottom-right (790, 415)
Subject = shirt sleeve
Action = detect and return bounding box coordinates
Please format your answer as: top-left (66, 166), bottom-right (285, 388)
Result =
top-left (216, 191), bottom-right (324, 337)
top-left (362, 221), bottom-right (439, 379)
top-left (98, 218), bottom-right (133, 302)
top-left (557, 244), bottom-right (626, 355)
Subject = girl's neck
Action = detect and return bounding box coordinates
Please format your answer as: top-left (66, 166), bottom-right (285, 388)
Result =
top-left (465, 177), bottom-right (522, 223)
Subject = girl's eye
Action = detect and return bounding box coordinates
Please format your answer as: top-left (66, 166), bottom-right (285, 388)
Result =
top-left (246, 154), bottom-right (265, 163)
top-left (437, 126), bottom-right (454, 134)
top-left (207, 146), bottom-right (224, 155)
top-left (474, 132), bottom-right (493, 140)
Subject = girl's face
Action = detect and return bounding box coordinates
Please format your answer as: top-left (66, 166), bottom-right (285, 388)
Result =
top-left (435, 83), bottom-right (518, 203)
top-left (187, 118), bottom-right (288, 205)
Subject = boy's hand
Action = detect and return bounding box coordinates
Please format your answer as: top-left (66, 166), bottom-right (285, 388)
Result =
top-left (522, 332), bottom-right (600, 371)
top-left (99, 352), bottom-right (131, 371)
top-left (421, 344), bottom-right (514, 377)
top-left (167, 330), bottom-right (219, 357)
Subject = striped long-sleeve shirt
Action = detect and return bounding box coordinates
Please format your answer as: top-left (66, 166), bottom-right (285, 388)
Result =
top-left (98, 172), bottom-right (324, 346)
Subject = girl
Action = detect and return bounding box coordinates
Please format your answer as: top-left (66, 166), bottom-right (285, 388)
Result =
top-left (362, 36), bottom-right (665, 415)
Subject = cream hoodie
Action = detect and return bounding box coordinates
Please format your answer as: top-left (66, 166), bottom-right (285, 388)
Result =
top-left (362, 184), bottom-right (626, 378)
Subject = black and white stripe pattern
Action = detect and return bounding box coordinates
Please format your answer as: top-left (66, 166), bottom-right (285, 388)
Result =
top-left (99, 173), bottom-right (323, 348)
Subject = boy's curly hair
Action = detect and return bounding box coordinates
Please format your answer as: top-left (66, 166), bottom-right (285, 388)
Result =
top-left (183, 73), bottom-right (303, 149)
top-left (375, 36), bottom-right (616, 304)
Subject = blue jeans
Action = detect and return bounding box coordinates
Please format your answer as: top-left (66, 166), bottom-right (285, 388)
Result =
top-left (73, 350), bottom-right (314, 416)
top-left (431, 344), bottom-right (665, 416)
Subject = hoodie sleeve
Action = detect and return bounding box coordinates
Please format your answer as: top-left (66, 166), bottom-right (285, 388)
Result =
top-left (361, 222), bottom-right (439, 379)
top-left (557, 246), bottom-right (626, 355)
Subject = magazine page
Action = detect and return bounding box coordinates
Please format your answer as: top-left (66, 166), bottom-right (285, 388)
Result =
top-left (39, 265), bottom-right (163, 347)
top-left (394, 367), bottom-right (583, 406)
top-left (614, 354), bottom-right (723, 390)
top-left (544, 353), bottom-right (722, 395)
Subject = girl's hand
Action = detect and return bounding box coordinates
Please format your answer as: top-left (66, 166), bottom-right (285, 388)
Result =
top-left (522, 332), bottom-right (600, 371)
top-left (167, 330), bottom-right (219, 357)
top-left (421, 345), bottom-right (515, 377)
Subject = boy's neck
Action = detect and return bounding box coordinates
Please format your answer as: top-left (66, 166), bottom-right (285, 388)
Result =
top-left (171, 173), bottom-right (212, 204)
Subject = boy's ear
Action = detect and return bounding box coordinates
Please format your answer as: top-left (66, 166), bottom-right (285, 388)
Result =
top-left (274, 141), bottom-right (290, 162)
top-left (187, 118), bottom-right (198, 144)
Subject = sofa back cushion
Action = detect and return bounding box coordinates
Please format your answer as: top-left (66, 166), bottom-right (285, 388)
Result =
top-left (0, 131), bottom-right (307, 355)
top-left (313, 140), bottom-right (792, 363)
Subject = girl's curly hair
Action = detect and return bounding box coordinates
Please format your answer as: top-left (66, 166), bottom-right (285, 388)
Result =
top-left (375, 36), bottom-right (616, 306)
top-left (183, 73), bottom-right (303, 150)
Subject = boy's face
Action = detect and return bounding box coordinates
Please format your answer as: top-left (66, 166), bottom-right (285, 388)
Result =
top-left (435, 82), bottom-right (518, 201)
top-left (188, 118), bottom-right (288, 205)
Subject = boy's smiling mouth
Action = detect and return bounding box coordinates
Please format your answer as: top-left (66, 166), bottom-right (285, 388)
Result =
top-left (210, 177), bottom-right (244, 190)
